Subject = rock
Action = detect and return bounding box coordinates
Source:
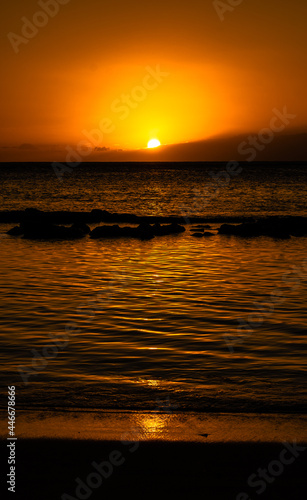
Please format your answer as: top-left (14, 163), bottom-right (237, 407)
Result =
top-left (20, 220), bottom-right (87, 240)
top-left (264, 228), bottom-right (290, 239)
top-left (152, 223), bottom-right (165, 236)
top-left (71, 222), bottom-right (91, 235)
top-left (152, 222), bottom-right (185, 236)
top-left (8, 219), bottom-right (187, 241)
top-left (7, 226), bottom-right (24, 236)
top-left (65, 226), bottom-right (87, 239)
top-left (90, 209), bottom-right (111, 221)
top-left (90, 224), bottom-right (155, 240)
top-left (89, 222), bottom-right (186, 240)
top-left (90, 225), bottom-right (122, 239)
top-left (218, 223), bottom-right (259, 237)
top-left (135, 223), bottom-right (155, 240)
top-left (267, 217), bottom-right (307, 237)
top-left (218, 218), bottom-right (292, 239)
top-left (218, 224), bottom-right (232, 235)
top-left (191, 230), bottom-right (214, 238)
top-left (287, 217), bottom-right (307, 237)
top-left (120, 226), bottom-right (135, 238)
top-left (23, 208), bottom-right (43, 219)
top-left (169, 222), bottom-right (185, 234)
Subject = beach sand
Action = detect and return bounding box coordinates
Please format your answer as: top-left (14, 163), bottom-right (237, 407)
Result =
top-left (1, 411), bottom-right (306, 499)
top-left (1, 439), bottom-right (306, 500)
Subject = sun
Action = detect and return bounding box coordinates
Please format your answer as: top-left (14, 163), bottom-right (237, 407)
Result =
top-left (147, 138), bottom-right (161, 149)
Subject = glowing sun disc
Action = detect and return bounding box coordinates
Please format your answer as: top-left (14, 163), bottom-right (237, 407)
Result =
top-left (147, 139), bottom-right (161, 148)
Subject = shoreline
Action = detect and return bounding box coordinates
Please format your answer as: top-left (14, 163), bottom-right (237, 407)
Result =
top-left (1, 410), bottom-right (306, 498)
top-left (1, 410), bottom-right (306, 443)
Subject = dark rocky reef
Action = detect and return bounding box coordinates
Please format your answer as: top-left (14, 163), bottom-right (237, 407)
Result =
top-left (90, 224), bottom-right (153, 241)
top-left (4, 209), bottom-right (307, 241)
top-left (7, 220), bottom-right (90, 240)
top-left (218, 216), bottom-right (307, 239)
top-left (0, 208), bottom-right (255, 225)
top-left (191, 232), bottom-right (204, 238)
top-left (191, 231), bottom-right (215, 238)
top-left (151, 222), bottom-right (185, 236)
top-left (90, 222), bottom-right (185, 240)
top-left (190, 223), bottom-right (215, 238)
top-left (7, 226), bottom-right (24, 236)
top-left (7, 218), bottom-right (186, 241)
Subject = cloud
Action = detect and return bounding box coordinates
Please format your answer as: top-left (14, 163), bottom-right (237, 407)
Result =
top-left (94, 147), bottom-right (110, 152)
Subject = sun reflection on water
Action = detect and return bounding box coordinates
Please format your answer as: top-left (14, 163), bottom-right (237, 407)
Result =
top-left (136, 378), bottom-right (160, 386)
top-left (134, 413), bottom-right (170, 438)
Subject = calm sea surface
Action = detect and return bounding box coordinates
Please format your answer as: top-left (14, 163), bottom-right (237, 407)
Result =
top-left (0, 163), bottom-right (306, 414)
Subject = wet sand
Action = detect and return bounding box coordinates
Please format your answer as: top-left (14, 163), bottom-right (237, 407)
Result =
top-left (1, 410), bottom-right (307, 442)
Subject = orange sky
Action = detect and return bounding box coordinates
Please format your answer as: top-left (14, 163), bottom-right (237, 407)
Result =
top-left (0, 0), bottom-right (306, 160)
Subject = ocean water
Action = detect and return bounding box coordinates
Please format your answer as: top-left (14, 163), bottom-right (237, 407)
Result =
top-left (1, 162), bottom-right (307, 217)
top-left (0, 162), bottom-right (306, 415)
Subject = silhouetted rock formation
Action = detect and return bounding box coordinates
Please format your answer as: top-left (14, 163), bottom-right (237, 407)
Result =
top-left (90, 222), bottom-right (185, 240)
top-left (90, 225), bottom-right (122, 239)
top-left (6, 220), bottom-right (89, 240)
top-left (90, 224), bottom-right (154, 240)
top-left (218, 217), bottom-right (307, 239)
top-left (90, 209), bottom-right (115, 222)
top-left (135, 223), bottom-right (155, 240)
top-left (152, 222), bottom-right (185, 236)
top-left (71, 222), bottom-right (91, 235)
top-left (5, 210), bottom-right (307, 241)
top-left (0, 208), bottom-right (254, 225)
top-left (7, 226), bottom-right (24, 236)
top-left (191, 231), bottom-right (214, 238)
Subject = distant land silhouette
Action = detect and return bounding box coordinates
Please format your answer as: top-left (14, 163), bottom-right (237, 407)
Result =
top-left (0, 132), bottom-right (306, 162)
